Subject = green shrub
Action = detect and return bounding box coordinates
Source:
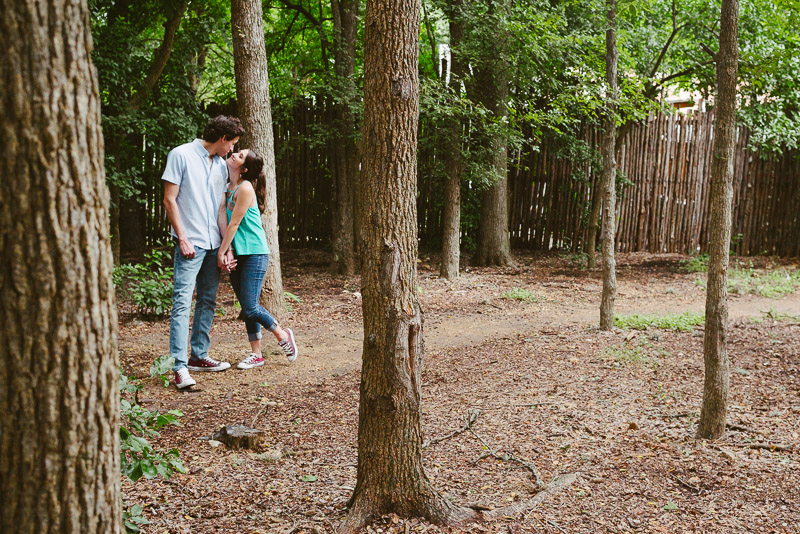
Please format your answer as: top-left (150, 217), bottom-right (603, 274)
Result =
top-left (120, 357), bottom-right (184, 481)
top-left (680, 253), bottom-right (709, 273)
top-left (728, 267), bottom-right (800, 298)
top-left (614, 311), bottom-right (705, 332)
top-left (604, 336), bottom-right (667, 367)
top-left (114, 244), bottom-right (174, 317)
top-left (120, 357), bottom-right (184, 532)
top-left (501, 287), bottom-right (543, 302)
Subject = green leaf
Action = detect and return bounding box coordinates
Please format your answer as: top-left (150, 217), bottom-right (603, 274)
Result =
top-left (140, 459), bottom-right (158, 479)
top-left (663, 501), bottom-right (678, 511)
top-left (299, 474), bottom-right (318, 482)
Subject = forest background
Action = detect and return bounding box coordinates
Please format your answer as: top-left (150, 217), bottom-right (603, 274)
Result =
top-left (93, 0), bottom-right (800, 270)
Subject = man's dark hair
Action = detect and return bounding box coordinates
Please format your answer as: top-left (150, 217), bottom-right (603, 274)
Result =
top-left (202, 115), bottom-right (245, 142)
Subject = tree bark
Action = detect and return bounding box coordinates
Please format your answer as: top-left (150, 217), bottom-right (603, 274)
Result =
top-left (329, 0), bottom-right (360, 276)
top-left (473, 2), bottom-right (512, 267)
top-left (231, 0), bottom-right (287, 320)
top-left (697, 0), bottom-right (739, 440)
top-left (341, 0), bottom-right (477, 530)
top-left (0, 1), bottom-right (121, 533)
top-left (599, 0), bottom-right (618, 330)
top-left (439, 0), bottom-right (464, 280)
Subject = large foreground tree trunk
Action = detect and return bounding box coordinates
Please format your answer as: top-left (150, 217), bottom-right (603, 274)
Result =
top-left (439, 0), bottom-right (464, 280)
top-left (599, 0), bottom-right (618, 330)
top-left (697, 0), bottom-right (739, 440)
top-left (329, 0), bottom-right (360, 276)
top-left (0, 1), bottom-right (121, 532)
top-left (340, 0), bottom-right (477, 530)
top-left (231, 0), bottom-right (287, 320)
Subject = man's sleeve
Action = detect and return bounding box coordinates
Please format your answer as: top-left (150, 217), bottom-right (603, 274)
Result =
top-left (161, 149), bottom-right (184, 185)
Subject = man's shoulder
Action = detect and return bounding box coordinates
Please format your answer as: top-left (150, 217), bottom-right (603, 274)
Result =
top-left (170, 140), bottom-right (198, 157)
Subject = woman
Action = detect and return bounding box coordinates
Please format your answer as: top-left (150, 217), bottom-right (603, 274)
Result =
top-left (218, 149), bottom-right (298, 369)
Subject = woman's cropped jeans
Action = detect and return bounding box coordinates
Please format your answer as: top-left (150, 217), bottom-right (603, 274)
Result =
top-left (229, 254), bottom-right (277, 341)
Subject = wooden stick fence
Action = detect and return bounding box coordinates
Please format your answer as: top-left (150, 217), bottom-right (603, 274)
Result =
top-left (133, 107), bottom-right (800, 257)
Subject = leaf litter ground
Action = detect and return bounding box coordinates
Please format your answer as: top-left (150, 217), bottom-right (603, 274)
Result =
top-left (120, 251), bottom-right (800, 533)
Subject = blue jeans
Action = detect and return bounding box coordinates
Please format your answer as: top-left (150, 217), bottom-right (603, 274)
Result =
top-left (229, 254), bottom-right (277, 341)
top-left (169, 245), bottom-right (220, 371)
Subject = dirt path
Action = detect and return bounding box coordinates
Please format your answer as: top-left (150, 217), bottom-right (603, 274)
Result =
top-left (119, 257), bottom-right (800, 390)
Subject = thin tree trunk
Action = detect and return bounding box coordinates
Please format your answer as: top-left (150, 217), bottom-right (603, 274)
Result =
top-left (330, 0), bottom-right (359, 275)
top-left (697, 0), bottom-right (739, 440)
top-left (111, 184), bottom-right (121, 264)
top-left (473, 2), bottom-right (512, 267)
top-left (0, 1), bottom-right (121, 532)
top-left (340, 0), bottom-right (477, 530)
top-left (599, 0), bottom-right (618, 330)
top-left (440, 1), bottom-right (464, 280)
top-left (585, 173), bottom-right (601, 267)
top-left (231, 0), bottom-right (287, 320)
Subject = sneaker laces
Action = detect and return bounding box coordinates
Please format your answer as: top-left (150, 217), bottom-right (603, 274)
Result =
top-left (278, 339), bottom-right (293, 357)
top-left (176, 368), bottom-right (191, 381)
top-left (242, 353), bottom-right (262, 365)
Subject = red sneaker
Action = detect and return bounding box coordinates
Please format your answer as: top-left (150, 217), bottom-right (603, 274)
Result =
top-left (174, 368), bottom-right (196, 389)
top-left (278, 328), bottom-right (298, 362)
top-left (187, 356), bottom-right (231, 372)
top-left (237, 353), bottom-right (265, 369)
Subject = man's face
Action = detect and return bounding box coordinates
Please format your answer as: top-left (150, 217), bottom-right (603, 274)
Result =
top-left (219, 136), bottom-right (240, 158)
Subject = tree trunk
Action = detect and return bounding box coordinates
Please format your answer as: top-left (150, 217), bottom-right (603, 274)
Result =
top-left (599, 0), bottom-right (618, 330)
top-left (585, 173), bottom-right (601, 268)
top-left (0, 2), bottom-right (121, 533)
top-left (110, 184), bottom-right (122, 264)
top-left (329, 0), bottom-right (359, 276)
top-left (341, 0), bottom-right (477, 530)
top-left (697, 0), bottom-right (739, 440)
top-left (473, 3), bottom-right (512, 267)
top-left (439, 1), bottom-right (464, 280)
top-left (231, 0), bottom-right (287, 320)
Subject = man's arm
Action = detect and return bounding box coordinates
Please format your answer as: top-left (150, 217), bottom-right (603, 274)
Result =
top-left (163, 182), bottom-right (195, 258)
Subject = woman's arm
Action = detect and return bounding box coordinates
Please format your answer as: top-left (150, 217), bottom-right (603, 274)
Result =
top-left (218, 183), bottom-right (256, 261)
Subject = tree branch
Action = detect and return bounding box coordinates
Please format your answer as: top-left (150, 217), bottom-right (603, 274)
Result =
top-left (277, 0), bottom-right (331, 68)
top-left (130, 1), bottom-right (188, 110)
top-left (423, 410), bottom-right (480, 449)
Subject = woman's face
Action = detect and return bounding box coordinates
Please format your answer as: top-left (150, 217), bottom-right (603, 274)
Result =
top-left (226, 149), bottom-right (250, 173)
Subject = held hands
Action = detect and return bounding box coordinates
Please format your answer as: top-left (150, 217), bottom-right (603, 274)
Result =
top-left (218, 249), bottom-right (237, 273)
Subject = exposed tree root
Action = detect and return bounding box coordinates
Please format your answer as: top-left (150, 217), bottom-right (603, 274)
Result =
top-left (338, 490), bottom-right (479, 534)
top-left (483, 473), bottom-right (580, 521)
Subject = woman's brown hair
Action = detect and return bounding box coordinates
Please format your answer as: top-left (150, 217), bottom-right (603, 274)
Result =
top-left (241, 150), bottom-right (266, 213)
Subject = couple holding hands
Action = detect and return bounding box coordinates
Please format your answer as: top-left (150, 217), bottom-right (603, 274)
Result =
top-left (162, 115), bottom-right (297, 389)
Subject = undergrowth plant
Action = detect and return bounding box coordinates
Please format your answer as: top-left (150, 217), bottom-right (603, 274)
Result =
top-left (605, 336), bottom-right (667, 367)
top-left (727, 267), bottom-right (800, 298)
top-left (501, 287), bottom-right (543, 302)
top-left (615, 311), bottom-right (705, 332)
top-left (114, 243), bottom-right (174, 317)
top-left (680, 253), bottom-right (709, 273)
top-left (121, 355), bottom-right (185, 533)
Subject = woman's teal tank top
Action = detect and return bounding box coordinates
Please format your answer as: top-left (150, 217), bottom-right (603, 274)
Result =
top-left (226, 184), bottom-right (270, 256)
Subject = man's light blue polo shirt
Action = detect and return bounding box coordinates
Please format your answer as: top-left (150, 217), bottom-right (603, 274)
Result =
top-left (162, 139), bottom-right (229, 250)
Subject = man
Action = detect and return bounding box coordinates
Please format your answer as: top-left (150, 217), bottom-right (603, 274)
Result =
top-left (162, 115), bottom-right (244, 389)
